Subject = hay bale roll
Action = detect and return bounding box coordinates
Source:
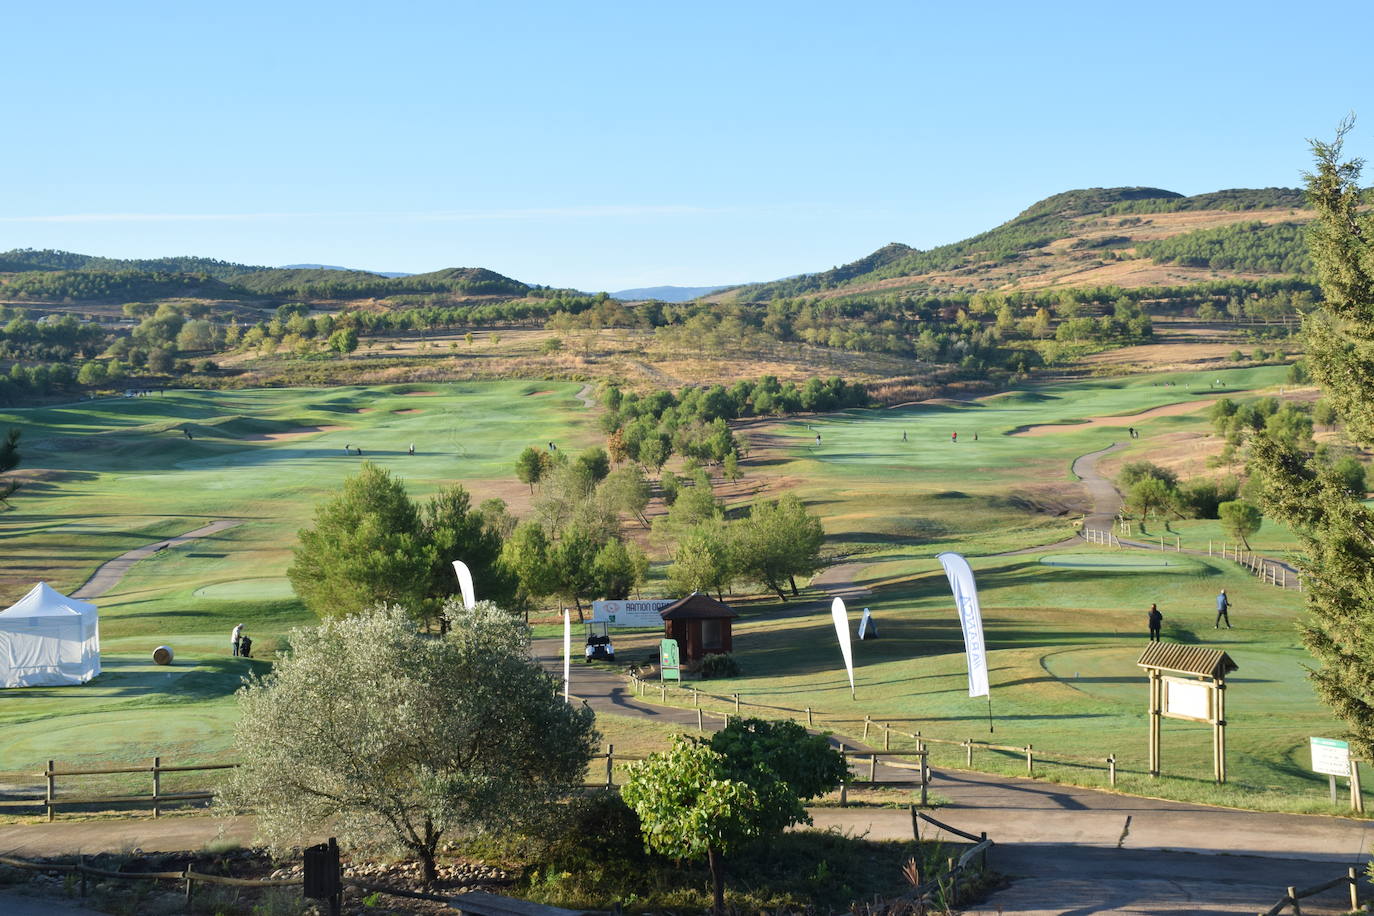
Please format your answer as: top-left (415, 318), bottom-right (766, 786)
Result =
top-left (152, 645), bottom-right (174, 665)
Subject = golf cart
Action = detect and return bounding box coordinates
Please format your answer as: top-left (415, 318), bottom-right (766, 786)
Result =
top-left (584, 622), bottom-right (615, 663)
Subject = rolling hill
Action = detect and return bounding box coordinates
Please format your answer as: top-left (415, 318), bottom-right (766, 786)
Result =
top-left (714, 186), bottom-right (1312, 303)
top-left (0, 249), bottom-right (530, 303)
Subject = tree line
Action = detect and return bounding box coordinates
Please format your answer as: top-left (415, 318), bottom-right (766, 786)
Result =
top-left (1136, 221), bottom-right (1313, 275)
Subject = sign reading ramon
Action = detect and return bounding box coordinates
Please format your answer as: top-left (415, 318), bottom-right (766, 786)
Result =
top-left (592, 599), bottom-right (674, 628)
top-left (1136, 643), bottom-right (1237, 783)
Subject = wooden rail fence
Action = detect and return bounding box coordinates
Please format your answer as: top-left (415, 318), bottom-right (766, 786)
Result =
top-left (1258, 867), bottom-right (1362, 915)
top-left (904, 809), bottom-right (994, 908)
top-left (629, 674), bottom-right (1124, 789)
top-left (0, 757), bottom-right (237, 821)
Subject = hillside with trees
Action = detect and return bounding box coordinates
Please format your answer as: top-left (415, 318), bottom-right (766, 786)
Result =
top-left (718, 186), bottom-right (1314, 303)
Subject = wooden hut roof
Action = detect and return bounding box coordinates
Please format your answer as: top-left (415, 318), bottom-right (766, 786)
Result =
top-left (1136, 644), bottom-right (1237, 679)
top-left (659, 593), bottom-right (739, 621)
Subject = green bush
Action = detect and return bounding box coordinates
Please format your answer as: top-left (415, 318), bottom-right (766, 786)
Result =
top-left (699, 652), bottom-right (741, 678)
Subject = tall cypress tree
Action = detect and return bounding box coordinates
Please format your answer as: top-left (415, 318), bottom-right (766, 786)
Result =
top-left (1250, 119), bottom-right (1374, 759)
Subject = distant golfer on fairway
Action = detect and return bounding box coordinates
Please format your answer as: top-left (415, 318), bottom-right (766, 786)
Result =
top-left (1215, 589), bottom-right (1232, 629)
top-left (231, 623), bottom-right (244, 657)
top-left (1147, 604), bottom-right (1163, 642)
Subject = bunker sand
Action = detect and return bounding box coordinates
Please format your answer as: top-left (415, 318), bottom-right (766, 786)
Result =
top-left (1014, 398), bottom-right (1216, 437)
top-left (241, 425), bottom-right (344, 441)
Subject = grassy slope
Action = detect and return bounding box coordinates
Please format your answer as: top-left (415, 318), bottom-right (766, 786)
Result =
top-left (606, 363), bottom-right (1357, 813)
top-left (0, 365), bottom-right (1353, 816)
top-left (0, 381), bottom-right (597, 772)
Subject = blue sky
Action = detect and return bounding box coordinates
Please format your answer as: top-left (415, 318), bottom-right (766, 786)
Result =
top-left (3, 1), bottom-right (1371, 290)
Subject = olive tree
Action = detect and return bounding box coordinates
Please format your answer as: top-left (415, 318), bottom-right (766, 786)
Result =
top-left (218, 602), bottom-right (597, 885)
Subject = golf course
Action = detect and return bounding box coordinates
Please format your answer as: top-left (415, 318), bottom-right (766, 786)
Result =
top-left (0, 365), bottom-right (1354, 815)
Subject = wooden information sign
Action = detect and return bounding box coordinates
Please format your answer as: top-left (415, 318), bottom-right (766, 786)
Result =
top-left (1136, 644), bottom-right (1236, 783)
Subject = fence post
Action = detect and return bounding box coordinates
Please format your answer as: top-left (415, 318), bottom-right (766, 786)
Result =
top-left (1175, 537), bottom-right (1180, 552)
top-left (732, 693), bottom-right (739, 713)
top-left (1351, 759), bottom-right (1365, 814)
top-left (693, 687), bottom-right (699, 706)
top-left (806, 706), bottom-right (813, 727)
top-left (1108, 754), bottom-right (1116, 787)
top-left (153, 755), bottom-right (161, 818)
top-left (884, 723), bottom-right (891, 751)
top-left (863, 716), bottom-right (870, 740)
top-left (45, 759), bottom-right (54, 822)
top-left (1026, 744), bottom-right (1033, 776)
top-left (1286, 886), bottom-right (1299, 916)
top-left (184, 868), bottom-right (194, 907)
top-left (659, 684), bottom-right (665, 702)
top-left (910, 804), bottom-right (919, 841)
top-left (697, 708), bottom-right (703, 730)
top-left (948, 857), bottom-right (959, 902)
top-left (606, 745), bottom-right (614, 790)
top-left (869, 753), bottom-right (877, 783)
top-left (920, 753), bottom-right (929, 806)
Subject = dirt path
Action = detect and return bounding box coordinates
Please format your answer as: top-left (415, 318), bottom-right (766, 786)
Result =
top-left (573, 383), bottom-right (596, 409)
top-left (72, 520), bottom-right (241, 600)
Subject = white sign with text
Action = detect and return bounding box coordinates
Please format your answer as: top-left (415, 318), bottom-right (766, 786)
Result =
top-left (591, 599), bottom-right (674, 627)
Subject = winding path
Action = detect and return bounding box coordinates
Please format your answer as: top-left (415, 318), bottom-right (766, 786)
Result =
top-left (72, 519), bottom-right (241, 599)
top-left (537, 638), bottom-right (1370, 914)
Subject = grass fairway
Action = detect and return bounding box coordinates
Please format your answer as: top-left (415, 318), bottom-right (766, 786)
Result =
top-left (612, 546), bottom-right (1352, 813)
top-left (611, 365), bottom-right (1352, 814)
top-left (741, 365), bottom-right (1290, 581)
top-left (0, 381), bottom-right (597, 775)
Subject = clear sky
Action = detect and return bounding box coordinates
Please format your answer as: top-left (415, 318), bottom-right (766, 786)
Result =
top-left (3, 1), bottom-right (1371, 291)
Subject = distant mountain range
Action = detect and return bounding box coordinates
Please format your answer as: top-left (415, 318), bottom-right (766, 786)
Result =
top-left (282, 263), bottom-right (413, 278)
top-left (609, 284), bottom-right (736, 302)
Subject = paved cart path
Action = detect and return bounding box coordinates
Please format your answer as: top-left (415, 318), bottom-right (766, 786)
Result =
top-left (537, 630), bottom-right (1373, 914)
top-left (72, 519), bottom-right (240, 599)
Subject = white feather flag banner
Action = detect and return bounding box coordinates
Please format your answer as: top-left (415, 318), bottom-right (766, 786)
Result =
top-left (451, 560), bottom-right (476, 610)
top-left (830, 597), bottom-right (855, 699)
top-left (937, 552), bottom-right (990, 698)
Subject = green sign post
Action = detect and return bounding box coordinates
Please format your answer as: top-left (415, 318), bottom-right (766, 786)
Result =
top-left (660, 638), bottom-right (680, 682)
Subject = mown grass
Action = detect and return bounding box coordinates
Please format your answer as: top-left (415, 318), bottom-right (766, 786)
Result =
top-left (3, 365), bottom-right (1350, 818)
top-left (0, 381), bottom-right (598, 771)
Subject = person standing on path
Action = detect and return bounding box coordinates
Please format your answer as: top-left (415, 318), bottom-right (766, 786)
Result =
top-left (1215, 589), bottom-right (1232, 628)
top-left (231, 623), bottom-right (244, 657)
top-left (1148, 604), bottom-right (1163, 642)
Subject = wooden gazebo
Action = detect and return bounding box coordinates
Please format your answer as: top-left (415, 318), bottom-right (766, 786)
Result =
top-left (660, 593), bottom-right (738, 663)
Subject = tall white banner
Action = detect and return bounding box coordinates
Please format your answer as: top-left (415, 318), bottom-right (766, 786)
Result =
top-left (937, 552), bottom-right (990, 698)
top-left (451, 560), bottom-right (476, 610)
top-left (563, 609), bottom-right (571, 704)
top-left (830, 597), bottom-right (855, 699)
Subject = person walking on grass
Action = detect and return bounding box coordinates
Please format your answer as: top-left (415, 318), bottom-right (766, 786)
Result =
top-left (231, 623), bottom-right (244, 657)
top-left (1147, 604), bottom-right (1163, 642)
top-left (1215, 589), bottom-right (1232, 629)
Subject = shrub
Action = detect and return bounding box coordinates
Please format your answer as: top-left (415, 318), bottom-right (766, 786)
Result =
top-left (699, 653), bottom-right (741, 678)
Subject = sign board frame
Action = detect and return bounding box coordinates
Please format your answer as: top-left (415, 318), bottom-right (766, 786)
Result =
top-left (659, 638), bottom-right (681, 682)
top-left (1162, 676), bottom-right (1215, 723)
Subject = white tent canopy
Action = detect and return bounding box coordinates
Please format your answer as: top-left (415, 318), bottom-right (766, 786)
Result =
top-left (0, 582), bottom-right (101, 688)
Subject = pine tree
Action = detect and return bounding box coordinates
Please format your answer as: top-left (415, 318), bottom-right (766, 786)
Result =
top-left (1249, 119), bottom-right (1374, 759)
